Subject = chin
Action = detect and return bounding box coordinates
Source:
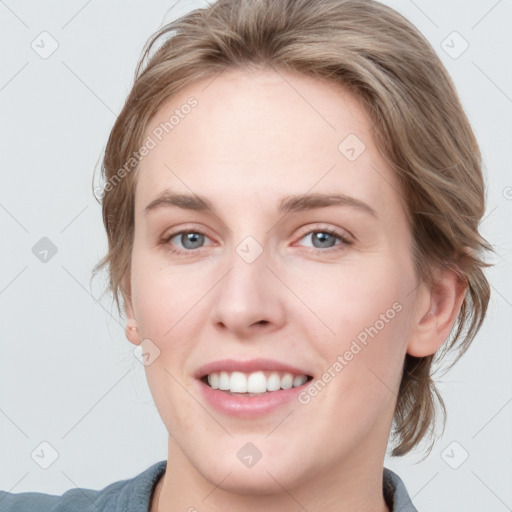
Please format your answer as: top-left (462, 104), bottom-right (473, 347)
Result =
top-left (210, 466), bottom-right (301, 496)
top-left (193, 447), bottom-right (310, 497)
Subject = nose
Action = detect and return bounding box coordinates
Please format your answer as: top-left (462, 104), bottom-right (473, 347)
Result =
top-left (209, 245), bottom-right (286, 339)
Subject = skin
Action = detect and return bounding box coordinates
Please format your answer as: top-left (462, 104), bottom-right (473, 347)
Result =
top-left (123, 67), bottom-right (466, 512)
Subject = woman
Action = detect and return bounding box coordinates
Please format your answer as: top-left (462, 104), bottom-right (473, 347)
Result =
top-left (0, 0), bottom-right (491, 510)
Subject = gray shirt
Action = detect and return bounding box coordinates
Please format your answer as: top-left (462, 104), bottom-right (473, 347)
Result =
top-left (0, 461), bottom-right (418, 511)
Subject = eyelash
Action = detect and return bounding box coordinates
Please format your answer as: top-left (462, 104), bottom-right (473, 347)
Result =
top-left (294, 227), bottom-right (353, 253)
top-left (162, 226), bottom-right (353, 255)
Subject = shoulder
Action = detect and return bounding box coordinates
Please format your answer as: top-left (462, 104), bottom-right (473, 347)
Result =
top-left (0, 460), bottom-right (167, 512)
top-left (383, 467), bottom-right (418, 512)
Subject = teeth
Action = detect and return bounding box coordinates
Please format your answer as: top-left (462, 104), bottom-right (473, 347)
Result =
top-left (231, 371), bottom-right (247, 393)
top-left (281, 373), bottom-right (293, 389)
top-left (247, 371), bottom-right (267, 393)
top-left (293, 375), bottom-right (306, 387)
top-left (206, 371), bottom-right (308, 393)
top-left (266, 372), bottom-right (281, 391)
top-left (208, 372), bottom-right (220, 389)
top-left (218, 371), bottom-right (230, 391)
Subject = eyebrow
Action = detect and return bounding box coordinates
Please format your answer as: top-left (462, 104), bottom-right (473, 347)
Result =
top-left (144, 190), bottom-right (377, 217)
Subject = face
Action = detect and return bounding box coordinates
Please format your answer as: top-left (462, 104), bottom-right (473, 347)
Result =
top-left (125, 67), bottom-right (426, 495)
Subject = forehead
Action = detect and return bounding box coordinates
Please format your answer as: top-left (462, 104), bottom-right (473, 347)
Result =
top-left (135, 67), bottom-right (403, 219)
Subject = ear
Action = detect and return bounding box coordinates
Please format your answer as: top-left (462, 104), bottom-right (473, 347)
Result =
top-left (407, 264), bottom-right (467, 357)
top-left (122, 273), bottom-right (141, 346)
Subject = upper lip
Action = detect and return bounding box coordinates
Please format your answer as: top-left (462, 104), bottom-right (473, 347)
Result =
top-left (195, 358), bottom-right (312, 379)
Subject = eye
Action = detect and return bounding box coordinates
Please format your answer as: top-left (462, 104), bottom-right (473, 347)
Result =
top-left (296, 228), bottom-right (352, 250)
top-left (162, 227), bottom-right (351, 254)
top-left (165, 230), bottom-right (213, 253)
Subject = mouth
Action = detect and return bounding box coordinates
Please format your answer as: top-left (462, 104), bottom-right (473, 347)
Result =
top-left (200, 370), bottom-right (314, 396)
top-left (195, 359), bottom-right (315, 417)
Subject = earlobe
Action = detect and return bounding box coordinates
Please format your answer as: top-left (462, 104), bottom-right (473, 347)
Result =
top-left (407, 265), bottom-right (467, 358)
top-left (125, 320), bottom-right (141, 346)
top-left (123, 276), bottom-right (141, 346)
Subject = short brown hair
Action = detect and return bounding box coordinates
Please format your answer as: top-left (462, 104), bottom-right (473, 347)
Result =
top-left (93, 0), bottom-right (492, 456)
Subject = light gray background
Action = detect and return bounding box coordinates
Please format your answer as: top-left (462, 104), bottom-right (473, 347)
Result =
top-left (0, 0), bottom-right (511, 510)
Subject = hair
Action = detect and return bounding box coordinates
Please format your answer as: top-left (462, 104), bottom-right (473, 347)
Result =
top-left (92, 0), bottom-right (492, 457)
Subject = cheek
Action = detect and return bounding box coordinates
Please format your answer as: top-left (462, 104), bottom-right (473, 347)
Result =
top-left (292, 256), bottom-right (410, 338)
top-left (130, 247), bottom-right (208, 339)
top-left (288, 255), bottom-right (414, 396)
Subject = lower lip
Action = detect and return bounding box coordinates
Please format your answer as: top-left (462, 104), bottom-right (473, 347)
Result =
top-left (197, 379), bottom-right (311, 418)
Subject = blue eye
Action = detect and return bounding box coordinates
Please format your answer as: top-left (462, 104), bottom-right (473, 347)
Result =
top-left (167, 231), bottom-right (209, 251)
top-left (163, 227), bottom-right (351, 255)
top-left (297, 229), bottom-right (351, 250)
top-left (308, 232), bottom-right (338, 248)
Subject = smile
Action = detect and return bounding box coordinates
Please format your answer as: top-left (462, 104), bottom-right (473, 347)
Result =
top-left (203, 370), bottom-right (312, 394)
